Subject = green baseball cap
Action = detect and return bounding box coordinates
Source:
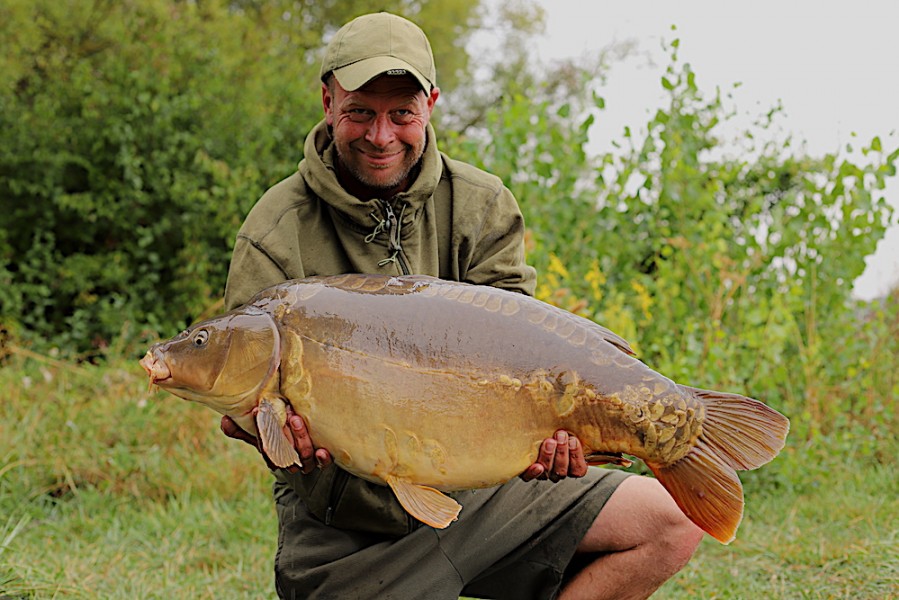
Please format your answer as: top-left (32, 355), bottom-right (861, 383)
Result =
top-left (320, 12), bottom-right (437, 92)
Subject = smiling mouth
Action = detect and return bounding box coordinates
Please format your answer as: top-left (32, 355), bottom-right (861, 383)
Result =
top-left (362, 151), bottom-right (401, 166)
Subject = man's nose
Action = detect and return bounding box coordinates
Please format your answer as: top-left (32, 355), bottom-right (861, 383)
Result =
top-left (365, 114), bottom-right (396, 148)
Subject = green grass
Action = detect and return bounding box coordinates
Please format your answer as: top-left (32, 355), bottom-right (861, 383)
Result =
top-left (0, 354), bottom-right (275, 598)
top-left (1, 352), bottom-right (896, 599)
top-left (657, 458), bottom-right (898, 599)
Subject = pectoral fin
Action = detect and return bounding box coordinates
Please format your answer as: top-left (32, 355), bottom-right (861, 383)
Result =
top-left (386, 475), bottom-right (461, 529)
top-left (256, 397), bottom-right (301, 469)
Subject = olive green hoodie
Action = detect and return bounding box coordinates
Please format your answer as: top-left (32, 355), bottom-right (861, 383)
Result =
top-left (224, 119), bottom-right (536, 534)
top-left (225, 120), bottom-right (535, 307)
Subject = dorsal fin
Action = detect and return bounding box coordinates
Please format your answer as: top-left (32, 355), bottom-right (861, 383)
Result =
top-left (595, 324), bottom-right (636, 356)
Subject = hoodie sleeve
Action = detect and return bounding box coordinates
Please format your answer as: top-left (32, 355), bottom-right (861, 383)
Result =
top-left (464, 185), bottom-right (537, 297)
top-left (223, 234), bottom-right (293, 310)
top-left (223, 174), bottom-right (311, 310)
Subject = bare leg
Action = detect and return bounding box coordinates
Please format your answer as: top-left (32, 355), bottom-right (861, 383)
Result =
top-left (559, 475), bottom-right (704, 600)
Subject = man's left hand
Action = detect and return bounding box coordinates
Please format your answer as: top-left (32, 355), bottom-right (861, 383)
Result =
top-left (220, 405), bottom-right (332, 475)
top-left (520, 430), bottom-right (588, 482)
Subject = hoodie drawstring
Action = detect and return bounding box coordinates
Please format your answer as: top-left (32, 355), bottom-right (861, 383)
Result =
top-left (365, 201), bottom-right (408, 272)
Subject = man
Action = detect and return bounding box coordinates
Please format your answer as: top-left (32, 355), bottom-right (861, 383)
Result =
top-left (221, 12), bottom-right (703, 600)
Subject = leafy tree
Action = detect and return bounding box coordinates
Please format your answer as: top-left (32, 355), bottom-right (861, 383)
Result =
top-left (0, 0), bottom-right (498, 355)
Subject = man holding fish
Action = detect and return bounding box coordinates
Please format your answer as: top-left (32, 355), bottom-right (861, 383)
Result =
top-left (220, 11), bottom-right (704, 600)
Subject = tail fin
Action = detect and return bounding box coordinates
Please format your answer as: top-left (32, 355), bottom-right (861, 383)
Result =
top-left (648, 386), bottom-right (790, 544)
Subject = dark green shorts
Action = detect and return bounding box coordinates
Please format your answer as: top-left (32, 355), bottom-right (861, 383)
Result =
top-left (272, 467), bottom-right (631, 600)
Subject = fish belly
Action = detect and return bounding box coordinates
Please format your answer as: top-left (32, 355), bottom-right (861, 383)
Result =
top-left (285, 352), bottom-right (557, 490)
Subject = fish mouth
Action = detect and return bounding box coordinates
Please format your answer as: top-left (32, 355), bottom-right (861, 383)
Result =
top-left (139, 350), bottom-right (172, 385)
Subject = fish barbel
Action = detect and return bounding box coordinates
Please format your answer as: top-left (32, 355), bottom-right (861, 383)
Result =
top-left (140, 274), bottom-right (789, 543)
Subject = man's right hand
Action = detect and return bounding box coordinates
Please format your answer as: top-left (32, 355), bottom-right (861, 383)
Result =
top-left (519, 430), bottom-right (588, 482)
top-left (220, 408), bottom-right (332, 475)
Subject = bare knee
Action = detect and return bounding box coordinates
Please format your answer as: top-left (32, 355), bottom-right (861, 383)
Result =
top-left (631, 477), bottom-right (703, 574)
top-left (652, 504), bottom-right (704, 574)
top-left (561, 477), bottom-right (704, 599)
top-left (580, 475), bottom-right (703, 574)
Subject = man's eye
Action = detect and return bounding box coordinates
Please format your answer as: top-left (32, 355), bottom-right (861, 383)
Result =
top-left (392, 110), bottom-right (415, 124)
top-left (347, 109), bottom-right (371, 122)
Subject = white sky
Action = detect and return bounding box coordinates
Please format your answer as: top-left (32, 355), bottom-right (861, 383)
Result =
top-left (532, 0), bottom-right (899, 300)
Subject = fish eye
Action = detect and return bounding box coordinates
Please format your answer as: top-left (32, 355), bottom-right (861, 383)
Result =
top-left (192, 329), bottom-right (209, 347)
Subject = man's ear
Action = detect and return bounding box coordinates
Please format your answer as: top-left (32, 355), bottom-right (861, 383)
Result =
top-left (426, 86), bottom-right (440, 117)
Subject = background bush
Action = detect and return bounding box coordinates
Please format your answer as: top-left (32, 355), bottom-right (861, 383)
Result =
top-left (0, 0), bottom-right (482, 355)
top-left (2, 0), bottom-right (896, 443)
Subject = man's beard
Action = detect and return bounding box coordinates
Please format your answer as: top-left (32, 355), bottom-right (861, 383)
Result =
top-left (335, 139), bottom-right (426, 193)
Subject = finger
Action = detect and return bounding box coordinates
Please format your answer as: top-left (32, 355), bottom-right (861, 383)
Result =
top-left (523, 438), bottom-right (557, 482)
top-left (280, 405), bottom-right (310, 473)
top-left (287, 414), bottom-right (317, 475)
top-left (551, 430), bottom-right (570, 482)
top-left (315, 448), bottom-right (333, 470)
top-left (221, 416), bottom-right (256, 446)
top-left (519, 463), bottom-right (545, 482)
top-left (536, 437), bottom-right (557, 473)
top-left (568, 435), bottom-right (588, 478)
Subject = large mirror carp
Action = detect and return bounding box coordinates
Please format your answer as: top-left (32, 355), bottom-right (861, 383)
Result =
top-left (140, 274), bottom-right (789, 543)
